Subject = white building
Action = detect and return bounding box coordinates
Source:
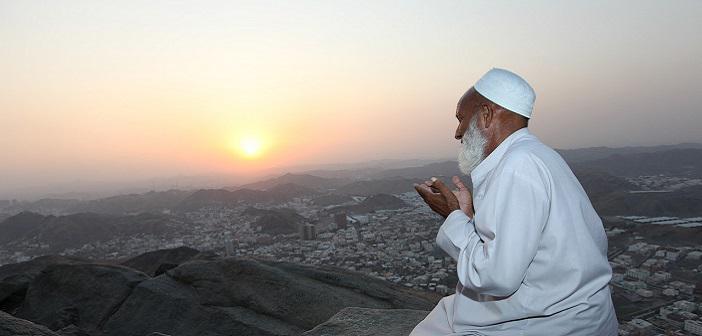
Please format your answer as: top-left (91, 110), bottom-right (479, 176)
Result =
top-left (626, 268), bottom-right (650, 281)
top-left (662, 288), bottom-right (679, 297)
top-left (675, 300), bottom-right (698, 312)
top-left (666, 250), bottom-right (681, 261)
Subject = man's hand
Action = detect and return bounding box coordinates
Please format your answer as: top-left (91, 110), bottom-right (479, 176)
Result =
top-left (451, 176), bottom-right (474, 218)
top-left (414, 176), bottom-right (474, 218)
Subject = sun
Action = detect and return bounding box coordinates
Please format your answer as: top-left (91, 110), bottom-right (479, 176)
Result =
top-left (238, 136), bottom-right (264, 158)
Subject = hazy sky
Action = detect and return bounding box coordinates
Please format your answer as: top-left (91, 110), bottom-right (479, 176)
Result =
top-left (2, 0), bottom-right (701, 197)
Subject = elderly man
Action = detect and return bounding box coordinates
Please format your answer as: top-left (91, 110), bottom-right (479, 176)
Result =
top-left (412, 68), bottom-right (618, 335)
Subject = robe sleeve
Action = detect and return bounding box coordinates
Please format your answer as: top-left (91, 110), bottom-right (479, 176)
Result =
top-left (435, 165), bottom-right (550, 297)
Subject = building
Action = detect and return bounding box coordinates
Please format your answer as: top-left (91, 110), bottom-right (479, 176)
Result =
top-left (628, 319), bottom-right (653, 335)
top-left (334, 212), bottom-right (348, 230)
top-left (675, 300), bottom-right (698, 312)
top-left (663, 288), bottom-right (680, 297)
top-left (621, 280), bottom-right (647, 291)
top-left (301, 223), bottom-right (317, 240)
top-left (685, 320), bottom-right (702, 336)
top-left (666, 250), bottom-right (681, 261)
top-left (627, 268), bottom-right (651, 281)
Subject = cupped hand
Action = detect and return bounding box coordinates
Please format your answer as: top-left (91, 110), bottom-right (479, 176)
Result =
top-left (451, 176), bottom-right (474, 218)
top-left (414, 177), bottom-right (460, 218)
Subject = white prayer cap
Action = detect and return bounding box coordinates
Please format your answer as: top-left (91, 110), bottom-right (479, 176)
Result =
top-left (474, 68), bottom-right (536, 118)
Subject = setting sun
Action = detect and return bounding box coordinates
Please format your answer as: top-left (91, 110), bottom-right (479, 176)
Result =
top-left (238, 136), bottom-right (265, 159)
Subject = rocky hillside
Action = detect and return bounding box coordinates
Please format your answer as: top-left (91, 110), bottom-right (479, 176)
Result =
top-left (0, 247), bottom-right (441, 336)
top-left (303, 307), bottom-right (429, 336)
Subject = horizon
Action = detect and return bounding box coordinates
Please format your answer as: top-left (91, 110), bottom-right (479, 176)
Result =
top-left (3, 141), bottom-right (701, 201)
top-left (2, 1), bottom-right (701, 198)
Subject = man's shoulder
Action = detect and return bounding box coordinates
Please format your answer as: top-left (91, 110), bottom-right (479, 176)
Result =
top-left (496, 135), bottom-right (565, 184)
top-left (504, 134), bottom-right (562, 165)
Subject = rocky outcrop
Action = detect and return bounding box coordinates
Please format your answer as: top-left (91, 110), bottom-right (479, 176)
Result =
top-left (121, 246), bottom-right (200, 276)
top-left (303, 307), bottom-right (429, 336)
top-left (0, 256), bottom-right (88, 315)
top-left (0, 310), bottom-right (61, 336)
top-left (0, 252), bottom-right (441, 336)
top-left (103, 258), bottom-right (439, 336)
top-left (15, 263), bottom-right (147, 332)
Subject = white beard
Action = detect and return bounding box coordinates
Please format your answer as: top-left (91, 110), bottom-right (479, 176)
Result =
top-left (458, 116), bottom-right (487, 175)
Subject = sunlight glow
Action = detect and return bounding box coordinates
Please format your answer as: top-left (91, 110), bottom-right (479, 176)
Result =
top-left (238, 136), bottom-right (264, 159)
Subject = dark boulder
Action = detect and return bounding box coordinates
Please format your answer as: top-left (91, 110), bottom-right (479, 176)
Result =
top-left (103, 257), bottom-right (440, 336)
top-left (56, 324), bottom-right (92, 336)
top-left (15, 263), bottom-right (147, 332)
top-left (103, 272), bottom-right (299, 336)
top-left (0, 256), bottom-right (88, 315)
top-left (0, 310), bottom-right (61, 336)
top-left (303, 307), bottom-right (430, 336)
top-left (121, 246), bottom-right (200, 276)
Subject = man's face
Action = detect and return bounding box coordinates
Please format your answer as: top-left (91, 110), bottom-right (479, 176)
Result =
top-left (457, 111), bottom-right (488, 175)
top-left (455, 88), bottom-right (489, 175)
top-left (455, 88), bottom-right (480, 141)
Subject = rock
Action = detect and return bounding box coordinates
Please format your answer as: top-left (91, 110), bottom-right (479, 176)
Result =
top-left (121, 246), bottom-right (200, 276)
top-left (303, 307), bottom-right (429, 336)
top-left (0, 276), bottom-right (29, 314)
top-left (0, 256), bottom-right (89, 282)
top-left (103, 257), bottom-right (440, 336)
top-left (0, 256), bottom-right (88, 314)
top-left (1, 254), bottom-right (440, 336)
top-left (15, 263), bottom-right (147, 332)
top-left (153, 263), bottom-right (178, 277)
top-left (0, 310), bottom-right (61, 336)
top-left (57, 324), bottom-right (92, 336)
top-left (103, 272), bottom-right (298, 336)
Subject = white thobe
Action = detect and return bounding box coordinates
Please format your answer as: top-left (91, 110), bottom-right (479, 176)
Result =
top-left (411, 128), bottom-right (618, 336)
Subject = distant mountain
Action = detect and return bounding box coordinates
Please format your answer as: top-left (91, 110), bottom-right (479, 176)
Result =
top-left (370, 161), bottom-right (462, 180)
top-left (177, 184), bottom-right (317, 211)
top-left (573, 169), bottom-right (635, 199)
top-left (331, 194), bottom-right (408, 215)
top-left (557, 143), bottom-right (702, 163)
top-left (266, 183), bottom-right (319, 200)
top-left (0, 190), bottom-right (193, 216)
top-left (592, 185), bottom-right (702, 217)
top-left (573, 148), bottom-right (702, 178)
top-left (242, 207), bottom-right (307, 235)
top-left (334, 178), bottom-right (420, 196)
top-left (177, 188), bottom-right (272, 211)
top-left (0, 252), bottom-right (440, 336)
top-left (239, 173), bottom-right (350, 191)
top-left (0, 198), bottom-right (82, 216)
top-left (67, 189), bottom-right (193, 215)
top-left (0, 212), bottom-right (183, 252)
top-left (0, 212), bottom-right (47, 244)
top-left (311, 194), bottom-right (355, 207)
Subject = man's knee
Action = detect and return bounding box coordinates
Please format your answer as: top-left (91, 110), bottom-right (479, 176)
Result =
top-left (410, 295), bottom-right (456, 335)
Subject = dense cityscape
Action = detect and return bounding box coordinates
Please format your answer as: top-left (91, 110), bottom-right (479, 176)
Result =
top-left (1, 185), bottom-right (701, 335)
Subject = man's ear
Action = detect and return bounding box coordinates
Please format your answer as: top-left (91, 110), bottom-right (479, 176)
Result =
top-left (480, 104), bottom-right (494, 129)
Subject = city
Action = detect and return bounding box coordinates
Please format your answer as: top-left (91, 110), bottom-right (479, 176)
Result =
top-left (2, 188), bottom-right (701, 335)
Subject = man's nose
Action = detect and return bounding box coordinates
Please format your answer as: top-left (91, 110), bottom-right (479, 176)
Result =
top-left (455, 129), bottom-right (463, 141)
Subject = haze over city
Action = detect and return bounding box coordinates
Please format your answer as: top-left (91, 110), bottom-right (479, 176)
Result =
top-left (2, 0), bottom-right (701, 198)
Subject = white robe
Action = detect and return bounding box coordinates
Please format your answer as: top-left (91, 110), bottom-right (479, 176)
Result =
top-left (411, 128), bottom-right (618, 336)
